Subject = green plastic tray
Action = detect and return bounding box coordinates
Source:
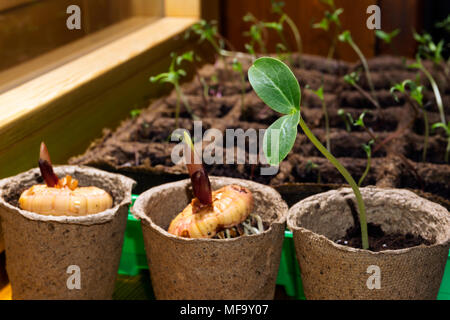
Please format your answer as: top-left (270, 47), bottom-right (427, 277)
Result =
top-left (119, 195), bottom-right (449, 300)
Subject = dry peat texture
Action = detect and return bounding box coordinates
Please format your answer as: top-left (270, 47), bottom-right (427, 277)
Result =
top-left (70, 54), bottom-right (450, 206)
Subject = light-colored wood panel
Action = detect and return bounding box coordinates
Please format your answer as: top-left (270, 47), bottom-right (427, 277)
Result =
top-left (165, 0), bottom-right (200, 18)
top-left (0, 17), bottom-right (197, 179)
top-left (0, 0), bottom-right (163, 75)
top-left (0, 16), bottom-right (159, 93)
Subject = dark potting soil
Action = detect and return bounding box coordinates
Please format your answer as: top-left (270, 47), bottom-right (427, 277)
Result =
top-left (336, 222), bottom-right (433, 252)
top-left (69, 53), bottom-right (450, 203)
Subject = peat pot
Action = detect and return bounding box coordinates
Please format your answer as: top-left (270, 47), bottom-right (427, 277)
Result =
top-left (287, 187), bottom-right (450, 300)
top-left (0, 166), bottom-right (135, 299)
top-left (132, 176), bottom-right (288, 299)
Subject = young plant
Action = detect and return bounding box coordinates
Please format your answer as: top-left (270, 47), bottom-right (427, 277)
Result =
top-left (305, 160), bottom-right (321, 183)
top-left (248, 57), bottom-right (369, 250)
top-left (344, 71), bottom-right (381, 110)
top-left (338, 108), bottom-right (353, 132)
top-left (271, 0), bottom-right (303, 66)
top-left (375, 29), bottom-right (400, 55)
top-left (413, 31), bottom-right (445, 66)
top-left (168, 131), bottom-right (260, 239)
top-left (432, 122), bottom-right (450, 163)
top-left (391, 79), bottom-right (429, 162)
top-left (130, 109), bottom-right (142, 119)
top-left (409, 57), bottom-right (449, 162)
top-left (150, 51), bottom-right (198, 128)
top-left (375, 29), bottom-right (400, 45)
top-left (341, 111), bottom-right (376, 186)
top-left (263, 21), bottom-right (293, 64)
top-left (309, 85), bottom-right (331, 151)
top-left (313, 0), bottom-right (343, 59)
top-left (351, 111), bottom-right (377, 141)
top-left (358, 139), bottom-right (374, 187)
top-left (232, 58), bottom-right (246, 114)
top-left (339, 30), bottom-right (378, 107)
top-left (190, 20), bottom-right (229, 69)
top-left (243, 13), bottom-right (268, 54)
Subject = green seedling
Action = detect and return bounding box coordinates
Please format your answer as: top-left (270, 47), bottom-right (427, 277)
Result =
top-left (358, 139), bottom-right (374, 187)
top-left (232, 58), bottom-right (246, 114)
top-left (375, 29), bottom-right (400, 55)
top-left (409, 57), bottom-right (446, 123)
top-left (271, 0), bottom-right (303, 66)
top-left (337, 109), bottom-right (375, 187)
top-left (413, 29), bottom-right (450, 83)
top-left (375, 29), bottom-right (400, 44)
top-left (313, 0), bottom-right (343, 59)
top-left (413, 31), bottom-right (445, 66)
top-left (344, 71), bottom-right (381, 110)
top-left (409, 56), bottom-right (449, 162)
top-left (248, 57), bottom-right (369, 250)
top-left (243, 13), bottom-right (268, 54)
top-left (245, 43), bottom-right (257, 59)
top-left (263, 20), bottom-right (293, 64)
top-left (432, 122), bottom-right (450, 163)
top-left (305, 160), bottom-right (321, 183)
top-left (275, 43), bottom-right (289, 61)
top-left (150, 51), bottom-right (198, 128)
top-left (130, 109), bottom-right (142, 119)
top-left (338, 108), bottom-right (353, 132)
top-left (349, 112), bottom-right (376, 187)
top-left (435, 14), bottom-right (450, 33)
top-left (190, 20), bottom-right (229, 70)
top-left (308, 85), bottom-right (330, 151)
top-left (339, 30), bottom-right (379, 108)
top-left (391, 79), bottom-right (429, 162)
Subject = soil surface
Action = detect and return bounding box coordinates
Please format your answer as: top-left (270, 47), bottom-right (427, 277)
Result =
top-left (336, 223), bottom-right (433, 252)
top-left (69, 53), bottom-right (450, 204)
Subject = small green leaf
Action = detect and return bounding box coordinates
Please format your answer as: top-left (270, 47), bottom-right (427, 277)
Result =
top-left (338, 30), bottom-right (352, 43)
top-left (263, 111), bottom-right (300, 165)
top-left (313, 18), bottom-right (329, 31)
top-left (432, 122), bottom-right (450, 135)
top-left (248, 57), bottom-right (301, 114)
top-left (311, 86), bottom-right (324, 101)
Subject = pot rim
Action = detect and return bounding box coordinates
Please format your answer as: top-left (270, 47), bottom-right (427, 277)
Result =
top-left (287, 186), bottom-right (450, 256)
top-left (132, 176), bottom-right (288, 244)
top-left (0, 165), bottom-right (135, 225)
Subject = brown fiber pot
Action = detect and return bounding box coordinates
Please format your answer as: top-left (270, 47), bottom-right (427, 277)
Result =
top-left (132, 176), bottom-right (288, 300)
top-left (287, 186), bottom-right (450, 300)
top-left (0, 166), bottom-right (135, 300)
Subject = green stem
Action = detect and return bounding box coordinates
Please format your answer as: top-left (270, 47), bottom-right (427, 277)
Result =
top-left (446, 137), bottom-right (450, 163)
top-left (284, 14), bottom-right (302, 66)
top-left (240, 71), bottom-right (246, 115)
top-left (422, 108), bottom-right (429, 162)
top-left (348, 39), bottom-right (378, 107)
top-left (421, 65), bottom-right (446, 124)
top-left (328, 31), bottom-right (337, 60)
top-left (358, 150), bottom-right (371, 187)
top-left (174, 84), bottom-right (181, 128)
top-left (276, 30), bottom-right (293, 65)
top-left (321, 99), bottom-right (331, 151)
top-left (175, 83), bottom-right (198, 122)
top-left (299, 117), bottom-right (369, 250)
